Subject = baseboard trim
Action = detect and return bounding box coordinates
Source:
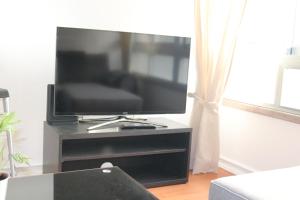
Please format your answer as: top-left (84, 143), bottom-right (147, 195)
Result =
top-left (16, 165), bottom-right (43, 177)
top-left (219, 156), bottom-right (256, 175)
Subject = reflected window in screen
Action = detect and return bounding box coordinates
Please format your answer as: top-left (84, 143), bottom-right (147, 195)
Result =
top-left (149, 55), bottom-right (174, 81)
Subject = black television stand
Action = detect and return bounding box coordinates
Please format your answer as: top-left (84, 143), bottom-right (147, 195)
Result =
top-left (43, 117), bottom-right (192, 188)
top-left (86, 116), bottom-right (167, 131)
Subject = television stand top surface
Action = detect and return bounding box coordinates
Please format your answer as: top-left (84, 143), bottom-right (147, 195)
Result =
top-left (44, 117), bottom-right (191, 139)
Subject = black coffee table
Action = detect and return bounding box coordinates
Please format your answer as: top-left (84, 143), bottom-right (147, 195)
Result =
top-left (6, 167), bottom-right (159, 200)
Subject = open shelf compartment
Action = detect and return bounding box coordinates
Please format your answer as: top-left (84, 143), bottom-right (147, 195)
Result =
top-left (62, 152), bottom-right (188, 188)
top-left (62, 133), bottom-right (189, 161)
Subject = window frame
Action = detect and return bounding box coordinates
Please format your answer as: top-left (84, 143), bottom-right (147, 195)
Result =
top-left (222, 98), bottom-right (300, 124)
top-left (224, 56), bottom-right (300, 124)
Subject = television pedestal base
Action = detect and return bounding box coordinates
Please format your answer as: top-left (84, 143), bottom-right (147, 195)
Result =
top-left (43, 117), bottom-right (192, 188)
top-left (86, 116), bottom-right (167, 131)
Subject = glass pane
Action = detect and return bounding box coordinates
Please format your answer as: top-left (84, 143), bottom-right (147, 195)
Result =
top-left (280, 68), bottom-right (300, 110)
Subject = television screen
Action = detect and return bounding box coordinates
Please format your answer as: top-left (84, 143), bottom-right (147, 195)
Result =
top-left (55, 27), bottom-right (191, 115)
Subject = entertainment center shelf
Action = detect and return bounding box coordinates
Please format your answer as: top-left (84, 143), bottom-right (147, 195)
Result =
top-left (43, 118), bottom-right (192, 188)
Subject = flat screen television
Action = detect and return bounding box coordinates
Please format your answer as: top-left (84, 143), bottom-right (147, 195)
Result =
top-left (54, 27), bottom-right (191, 116)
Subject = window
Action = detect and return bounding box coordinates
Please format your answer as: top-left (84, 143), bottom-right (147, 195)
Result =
top-left (225, 0), bottom-right (300, 117)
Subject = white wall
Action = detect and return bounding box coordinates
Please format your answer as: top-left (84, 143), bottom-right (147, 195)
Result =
top-left (220, 106), bottom-right (300, 174)
top-left (0, 0), bottom-right (194, 166)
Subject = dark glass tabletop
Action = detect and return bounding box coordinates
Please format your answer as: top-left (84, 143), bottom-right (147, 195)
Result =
top-left (6, 167), bottom-right (158, 200)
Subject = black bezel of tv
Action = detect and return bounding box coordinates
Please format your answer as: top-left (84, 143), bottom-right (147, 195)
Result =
top-left (54, 27), bottom-right (191, 116)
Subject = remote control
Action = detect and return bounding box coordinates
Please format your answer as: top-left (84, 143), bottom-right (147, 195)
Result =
top-left (120, 123), bottom-right (156, 130)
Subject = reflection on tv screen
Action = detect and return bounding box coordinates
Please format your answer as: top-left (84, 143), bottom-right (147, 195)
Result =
top-left (55, 27), bottom-right (191, 115)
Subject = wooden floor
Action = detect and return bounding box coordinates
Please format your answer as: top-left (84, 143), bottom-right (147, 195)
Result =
top-left (149, 168), bottom-right (233, 200)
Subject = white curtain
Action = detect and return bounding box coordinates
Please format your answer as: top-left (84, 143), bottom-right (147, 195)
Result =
top-left (191, 0), bottom-right (247, 173)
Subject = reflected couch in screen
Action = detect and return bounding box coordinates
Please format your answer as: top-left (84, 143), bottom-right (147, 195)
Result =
top-left (55, 83), bottom-right (143, 114)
